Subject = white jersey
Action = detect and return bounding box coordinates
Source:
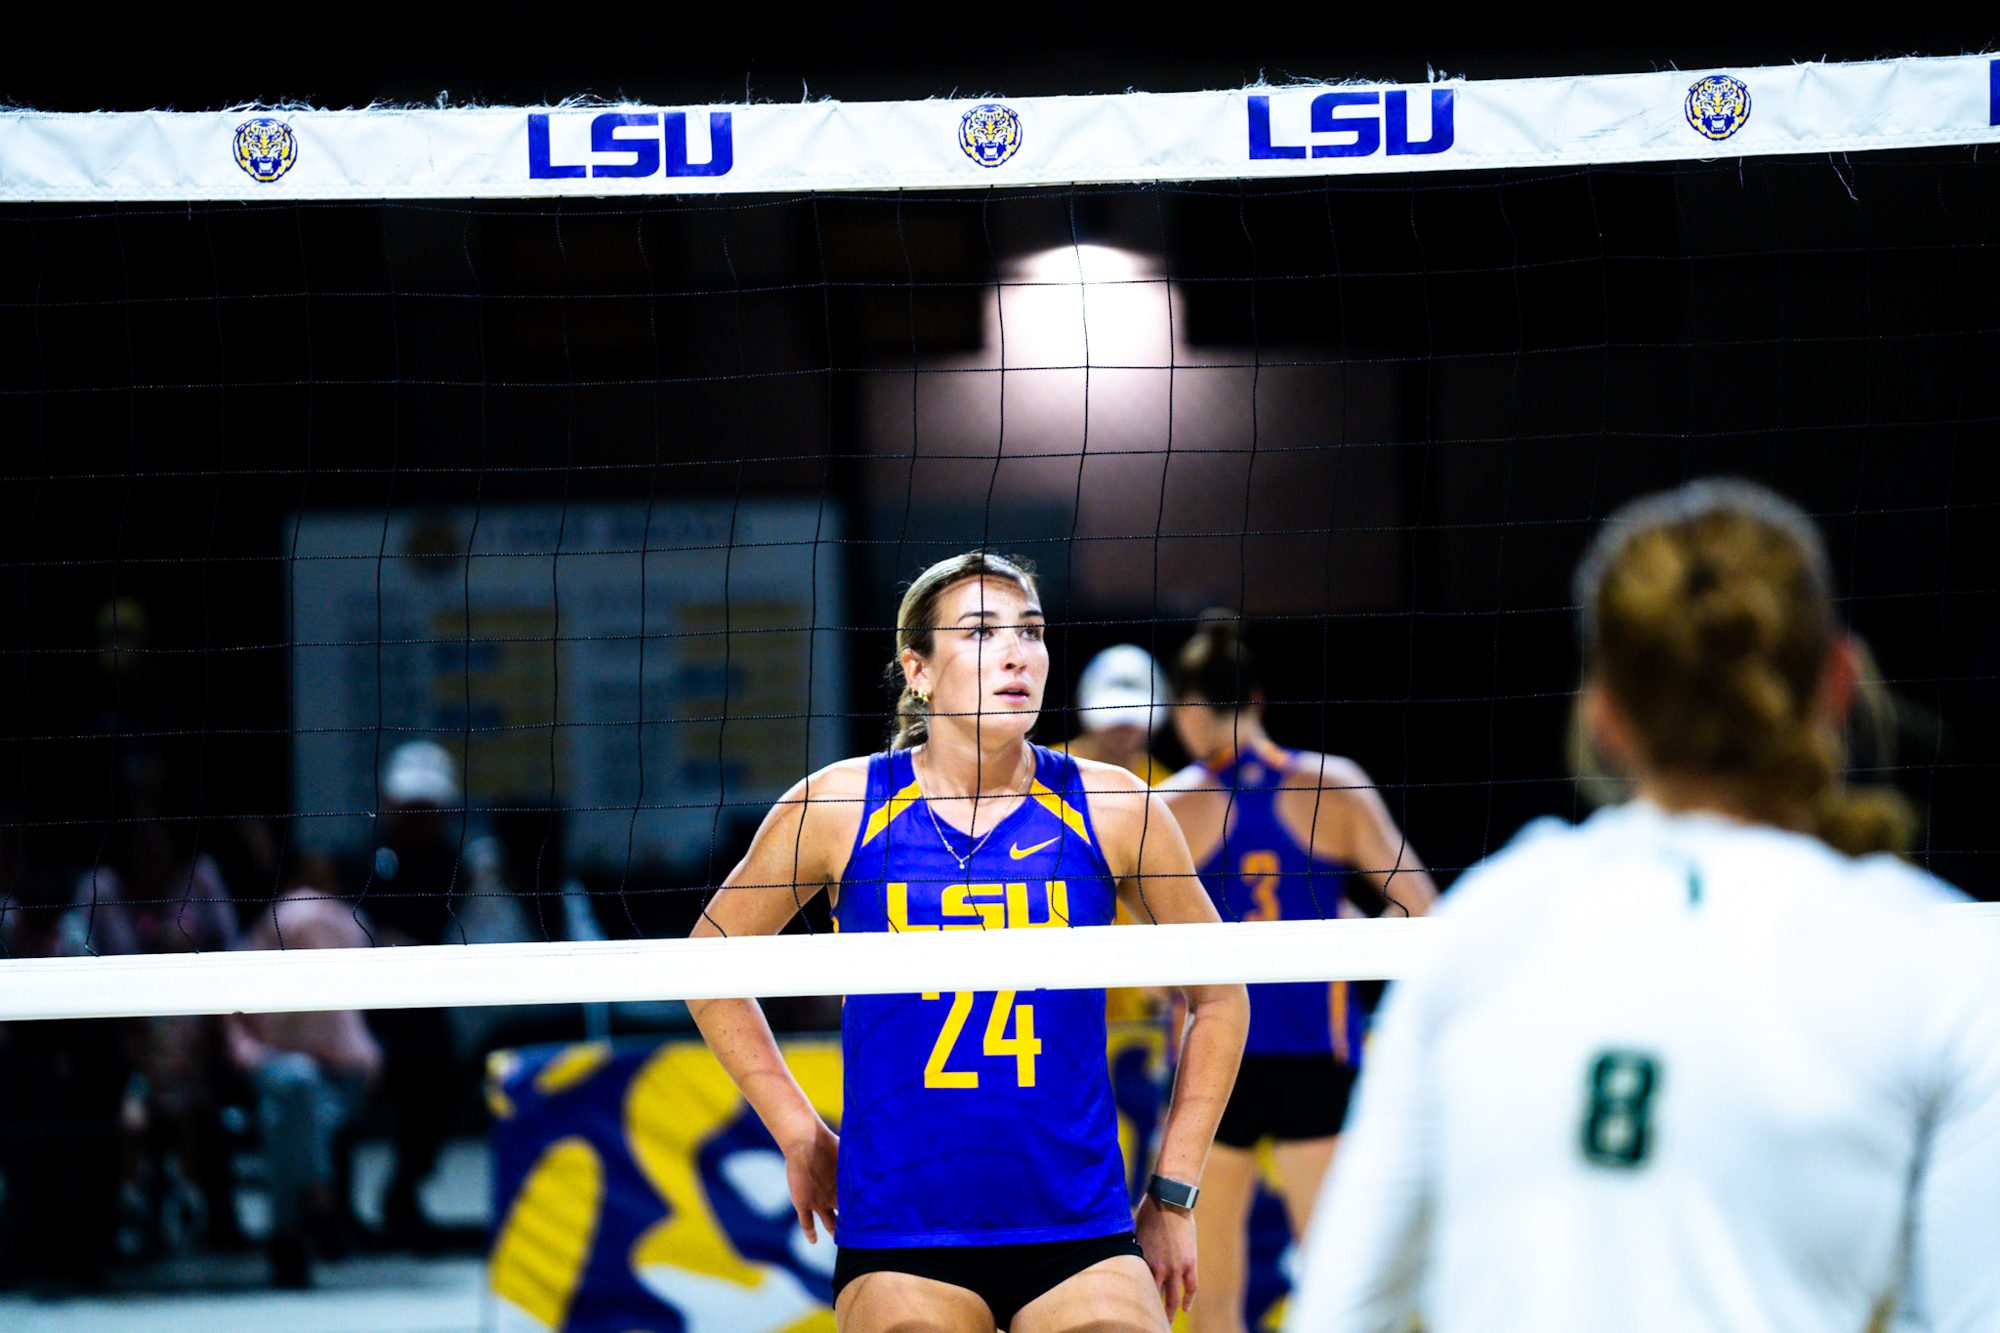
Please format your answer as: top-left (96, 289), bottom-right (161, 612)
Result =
top-left (1286, 801), bottom-right (2000, 1333)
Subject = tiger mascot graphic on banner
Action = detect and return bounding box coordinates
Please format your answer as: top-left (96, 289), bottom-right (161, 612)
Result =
top-left (1684, 75), bottom-right (1751, 141)
top-left (233, 117), bottom-right (299, 182)
top-left (959, 103), bottom-right (1024, 168)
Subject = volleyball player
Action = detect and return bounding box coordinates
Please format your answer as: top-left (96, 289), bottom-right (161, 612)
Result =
top-left (1060, 644), bottom-right (1173, 785)
top-left (1159, 617), bottom-right (1436, 1333)
top-left (1057, 643), bottom-right (1174, 1028)
top-left (689, 553), bottom-right (1249, 1333)
top-left (1287, 479), bottom-right (2000, 1331)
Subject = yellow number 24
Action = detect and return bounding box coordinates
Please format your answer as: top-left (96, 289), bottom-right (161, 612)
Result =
top-left (921, 990), bottom-right (1041, 1089)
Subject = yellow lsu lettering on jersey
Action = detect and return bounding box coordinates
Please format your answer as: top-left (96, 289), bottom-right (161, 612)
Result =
top-left (886, 882), bottom-right (1065, 1090)
top-left (886, 881), bottom-right (1071, 931)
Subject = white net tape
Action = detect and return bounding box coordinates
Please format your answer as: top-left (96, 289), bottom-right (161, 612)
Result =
top-left (0, 919), bottom-right (1417, 1021)
top-left (4, 908), bottom-right (1995, 1022)
top-left (2, 56), bottom-right (1994, 201)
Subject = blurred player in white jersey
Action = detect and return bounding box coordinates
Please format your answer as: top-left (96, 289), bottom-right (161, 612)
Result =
top-left (1287, 478), bottom-right (2000, 1332)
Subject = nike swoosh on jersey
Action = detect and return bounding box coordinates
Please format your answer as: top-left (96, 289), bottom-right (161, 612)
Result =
top-left (1010, 836), bottom-right (1063, 860)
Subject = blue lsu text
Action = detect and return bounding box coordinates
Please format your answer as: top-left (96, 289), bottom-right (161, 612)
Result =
top-left (528, 111), bottom-right (733, 180)
top-left (1248, 89), bottom-right (1455, 161)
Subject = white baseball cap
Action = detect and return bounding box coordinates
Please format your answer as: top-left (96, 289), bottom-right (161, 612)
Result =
top-left (1075, 644), bottom-right (1170, 734)
top-left (382, 740), bottom-right (461, 807)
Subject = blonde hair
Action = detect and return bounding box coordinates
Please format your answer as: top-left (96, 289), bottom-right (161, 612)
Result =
top-left (1576, 478), bottom-right (1910, 857)
top-left (884, 552), bottom-right (1039, 751)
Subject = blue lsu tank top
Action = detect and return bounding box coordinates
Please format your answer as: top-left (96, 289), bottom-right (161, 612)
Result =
top-left (832, 744), bottom-right (1132, 1248)
top-left (1197, 745), bottom-right (1357, 1058)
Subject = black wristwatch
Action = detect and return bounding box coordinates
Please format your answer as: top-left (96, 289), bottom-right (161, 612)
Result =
top-left (1147, 1173), bottom-right (1200, 1211)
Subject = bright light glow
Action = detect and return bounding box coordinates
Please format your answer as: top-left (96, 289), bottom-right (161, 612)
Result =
top-left (995, 244), bottom-right (1169, 368)
top-left (1016, 243), bottom-right (1155, 288)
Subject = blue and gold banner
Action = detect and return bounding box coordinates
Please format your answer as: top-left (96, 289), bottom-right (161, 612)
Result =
top-left (2, 56), bottom-right (1997, 201)
top-left (488, 1025), bottom-right (1268, 1332)
top-left (487, 1037), bottom-right (843, 1332)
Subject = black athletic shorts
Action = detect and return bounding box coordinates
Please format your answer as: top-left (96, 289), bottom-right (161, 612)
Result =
top-left (1213, 1053), bottom-right (1354, 1149)
top-left (831, 1230), bottom-right (1144, 1329)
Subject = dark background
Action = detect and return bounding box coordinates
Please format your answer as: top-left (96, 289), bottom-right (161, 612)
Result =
top-left (5, 15), bottom-right (1995, 113)
top-left (4, 21), bottom-right (1998, 921)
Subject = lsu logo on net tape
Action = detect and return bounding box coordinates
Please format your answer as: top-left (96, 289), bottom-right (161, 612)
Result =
top-left (1685, 75), bottom-right (1751, 142)
top-left (234, 118), bottom-right (299, 182)
top-left (960, 104), bottom-right (1023, 168)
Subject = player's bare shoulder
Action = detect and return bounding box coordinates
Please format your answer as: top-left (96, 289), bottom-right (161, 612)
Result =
top-left (1155, 761), bottom-right (1220, 796)
top-left (799, 754), bottom-right (873, 796)
top-left (794, 755), bottom-right (873, 838)
top-left (742, 755), bottom-right (874, 889)
top-left (1066, 755), bottom-right (1157, 861)
top-left (1155, 762), bottom-right (1229, 863)
top-left (1277, 748), bottom-right (1374, 799)
top-left (1069, 753), bottom-right (1152, 814)
top-left (1270, 748), bottom-right (1371, 833)
top-left (1068, 755), bottom-right (1202, 896)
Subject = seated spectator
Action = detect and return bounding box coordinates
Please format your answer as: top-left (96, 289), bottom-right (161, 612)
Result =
top-left (224, 887), bottom-right (383, 1289)
top-left (71, 818), bottom-right (242, 1253)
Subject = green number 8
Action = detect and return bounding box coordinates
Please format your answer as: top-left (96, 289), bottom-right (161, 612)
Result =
top-left (1580, 1050), bottom-right (1660, 1168)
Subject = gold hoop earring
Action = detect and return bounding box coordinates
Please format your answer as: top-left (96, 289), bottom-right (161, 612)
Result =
top-left (915, 690), bottom-right (931, 708)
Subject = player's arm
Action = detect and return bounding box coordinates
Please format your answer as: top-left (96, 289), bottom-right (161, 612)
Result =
top-left (1303, 755), bottom-right (1438, 918)
top-left (1912, 949), bottom-right (2000, 1332)
top-left (1090, 759), bottom-right (1249, 1314)
top-left (1112, 779), bottom-right (1247, 1180)
top-left (688, 761), bottom-right (860, 1242)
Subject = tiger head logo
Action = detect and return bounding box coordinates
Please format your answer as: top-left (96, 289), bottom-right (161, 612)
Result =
top-left (1684, 76), bottom-right (1751, 142)
top-left (233, 117), bottom-right (299, 183)
top-left (959, 104), bottom-right (1023, 168)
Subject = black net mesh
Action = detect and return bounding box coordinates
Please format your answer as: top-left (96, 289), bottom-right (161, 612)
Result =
top-left (3, 150), bottom-right (1998, 961)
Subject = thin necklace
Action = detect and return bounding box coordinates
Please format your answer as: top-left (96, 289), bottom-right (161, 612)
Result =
top-left (915, 750), bottom-right (1031, 872)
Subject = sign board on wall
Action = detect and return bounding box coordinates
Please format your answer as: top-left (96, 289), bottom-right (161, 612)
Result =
top-left (288, 501), bottom-right (845, 868)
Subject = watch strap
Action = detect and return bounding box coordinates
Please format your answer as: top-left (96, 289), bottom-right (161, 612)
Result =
top-left (1148, 1172), bottom-right (1200, 1211)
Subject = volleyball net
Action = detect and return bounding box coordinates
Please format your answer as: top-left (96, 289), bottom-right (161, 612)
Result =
top-left (2, 56), bottom-right (1998, 1019)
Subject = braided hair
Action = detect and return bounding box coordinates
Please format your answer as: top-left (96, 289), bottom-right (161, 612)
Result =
top-left (1575, 478), bottom-right (1909, 856)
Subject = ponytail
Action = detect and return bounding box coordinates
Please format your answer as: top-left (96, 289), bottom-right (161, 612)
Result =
top-left (1577, 479), bottom-right (1911, 857)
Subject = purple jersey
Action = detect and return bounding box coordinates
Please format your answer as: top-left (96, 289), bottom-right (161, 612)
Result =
top-left (1197, 746), bottom-right (1358, 1057)
top-left (831, 744), bottom-right (1131, 1247)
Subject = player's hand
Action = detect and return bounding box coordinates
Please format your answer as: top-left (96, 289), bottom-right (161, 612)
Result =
top-left (783, 1118), bottom-right (840, 1244)
top-left (1134, 1194), bottom-right (1197, 1315)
